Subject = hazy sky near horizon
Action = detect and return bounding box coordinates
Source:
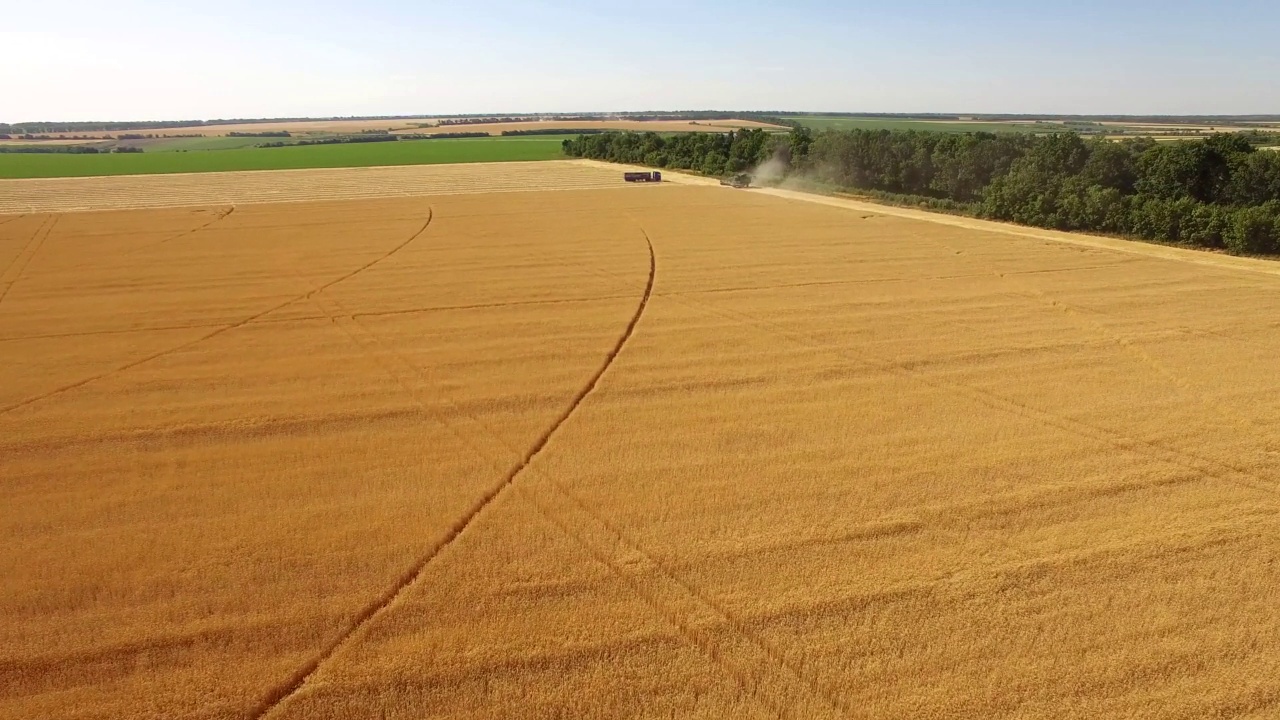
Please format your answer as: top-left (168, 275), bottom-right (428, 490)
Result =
top-left (3, 0), bottom-right (1278, 121)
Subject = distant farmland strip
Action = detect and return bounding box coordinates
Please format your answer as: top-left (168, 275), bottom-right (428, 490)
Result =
top-left (784, 116), bottom-right (1051, 133)
top-left (0, 137), bottom-right (566, 179)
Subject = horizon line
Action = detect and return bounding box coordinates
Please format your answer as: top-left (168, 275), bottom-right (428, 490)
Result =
top-left (6, 111), bottom-right (1280, 126)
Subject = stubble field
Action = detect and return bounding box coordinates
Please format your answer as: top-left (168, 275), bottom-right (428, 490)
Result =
top-left (3, 162), bottom-right (1280, 719)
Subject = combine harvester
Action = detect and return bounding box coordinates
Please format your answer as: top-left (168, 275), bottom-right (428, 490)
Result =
top-left (624, 171), bottom-right (662, 183)
top-left (720, 173), bottom-right (751, 188)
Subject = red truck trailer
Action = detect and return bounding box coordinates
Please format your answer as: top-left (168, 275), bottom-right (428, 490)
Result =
top-left (624, 171), bottom-right (662, 183)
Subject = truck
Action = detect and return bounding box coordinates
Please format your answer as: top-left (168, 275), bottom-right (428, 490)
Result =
top-left (624, 171), bottom-right (662, 183)
top-left (720, 173), bottom-right (751, 188)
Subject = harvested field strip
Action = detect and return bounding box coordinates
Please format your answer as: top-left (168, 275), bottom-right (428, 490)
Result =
top-left (5, 164), bottom-right (1280, 719)
top-left (0, 160), bottom-right (631, 214)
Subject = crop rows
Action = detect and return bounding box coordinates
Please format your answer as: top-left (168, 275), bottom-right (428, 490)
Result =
top-left (4, 163), bottom-right (1280, 719)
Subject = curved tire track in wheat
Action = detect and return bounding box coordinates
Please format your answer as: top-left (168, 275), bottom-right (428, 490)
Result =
top-left (252, 227), bottom-right (656, 720)
top-left (120, 206), bottom-right (237, 259)
top-left (33, 206), bottom-right (239, 279)
top-left (0, 216), bottom-right (59, 309)
top-left (303, 222), bottom-right (845, 717)
top-left (666, 273), bottom-right (1280, 502)
top-left (0, 213), bottom-right (431, 418)
top-left (0, 218), bottom-right (46, 297)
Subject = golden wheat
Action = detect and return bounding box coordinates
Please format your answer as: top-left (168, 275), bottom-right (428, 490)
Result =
top-left (3, 165), bottom-right (1279, 719)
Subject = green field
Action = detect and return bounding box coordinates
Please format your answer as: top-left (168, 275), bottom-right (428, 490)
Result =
top-left (0, 137), bottom-right (567, 179)
top-left (784, 116), bottom-right (1057, 133)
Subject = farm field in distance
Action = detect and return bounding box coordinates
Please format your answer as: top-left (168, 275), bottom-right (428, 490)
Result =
top-left (3, 162), bottom-right (1280, 719)
top-left (10, 117), bottom-right (784, 139)
top-left (783, 116), bottom-right (1054, 133)
top-left (0, 118), bottom-right (785, 152)
top-left (0, 137), bottom-right (567, 179)
top-left (784, 115), bottom-right (1280, 138)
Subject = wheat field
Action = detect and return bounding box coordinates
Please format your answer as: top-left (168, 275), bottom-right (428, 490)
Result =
top-left (3, 163), bottom-right (1280, 719)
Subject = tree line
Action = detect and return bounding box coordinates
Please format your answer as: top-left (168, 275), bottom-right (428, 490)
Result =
top-left (785, 113), bottom-right (1280, 125)
top-left (0, 112), bottom-right (801, 136)
top-left (257, 135), bottom-right (399, 148)
top-left (563, 128), bottom-right (781, 176)
top-left (500, 128), bottom-right (607, 136)
top-left (254, 132), bottom-right (492, 148)
top-left (0, 145), bottom-right (141, 154)
top-left (0, 116), bottom-right (436, 134)
top-left (563, 128), bottom-right (1280, 255)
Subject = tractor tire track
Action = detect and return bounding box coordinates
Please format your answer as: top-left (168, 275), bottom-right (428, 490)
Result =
top-left (640, 254), bottom-right (1243, 507)
top-left (77, 205), bottom-right (238, 271)
top-left (0, 216), bottom-right (50, 284)
top-left (350, 293), bottom-right (637, 319)
top-left (0, 294), bottom-right (643, 343)
top-left (252, 227), bottom-right (655, 720)
top-left (997, 279), bottom-right (1280, 458)
top-left (519, 474), bottom-right (852, 719)
top-left (0, 215), bottom-right (58, 309)
top-left (0, 314), bottom-right (328, 343)
top-left (155, 205), bottom-right (235, 247)
top-left (663, 274), bottom-right (1280, 500)
top-left (247, 284), bottom-right (535, 720)
top-left (323, 224), bottom-right (846, 718)
top-left (654, 262), bottom-right (1135, 298)
top-left (915, 230), bottom-right (1280, 486)
top-left (0, 213), bottom-right (26, 228)
top-left (267, 212), bottom-right (432, 317)
top-left (0, 214), bottom-right (431, 418)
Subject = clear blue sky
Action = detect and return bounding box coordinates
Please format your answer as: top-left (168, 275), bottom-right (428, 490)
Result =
top-left (3, 0), bottom-right (1278, 121)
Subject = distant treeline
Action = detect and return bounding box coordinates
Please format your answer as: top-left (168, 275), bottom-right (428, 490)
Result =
top-left (0, 116), bottom-right (434, 134)
top-left (255, 132), bottom-right (495, 148)
top-left (0, 112), bottom-right (799, 135)
top-left (7, 112), bottom-right (1278, 135)
top-left (500, 128), bottom-right (607, 136)
top-left (436, 113), bottom-right (798, 128)
top-left (564, 129), bottom-right (779, 176)
top-left (436, 116), bottom-right (536, 126)
top-left (610, 112), bottom-right (801, 127)
top-left (114, 133), bottom-right (201, 140)
top-left (258, 134), bottom-right (398, 148)
top-left (409, 132), bottom-right (490, 139)
top-left (228, 131), bottom-right (291, 138)
top-left (0, 145), bottom-right (142, 154)
top-left (0, 146), bottom-right (106, 154)
top-left (1, 133), bottom-right (110, 140)
top-left (784, 112), bottom-right (1280, 125)
top-left (564, 128), bottom-right (1280, 255)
